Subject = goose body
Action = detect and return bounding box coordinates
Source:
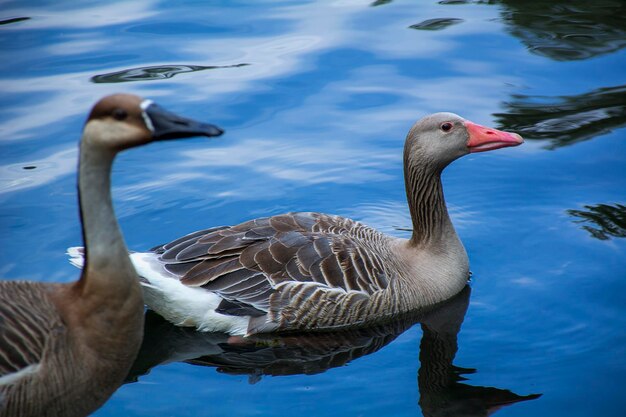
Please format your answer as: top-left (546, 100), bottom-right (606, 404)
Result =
top-left (0, 94), bottom-right (222, 416)
top-left (70, 112), bottom-right (523, 337)
top-left (129, 211), bottom-right (469, 335)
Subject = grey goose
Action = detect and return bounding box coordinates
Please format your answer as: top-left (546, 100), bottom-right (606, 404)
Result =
top-left (69, 112), bottom-right (523, 337)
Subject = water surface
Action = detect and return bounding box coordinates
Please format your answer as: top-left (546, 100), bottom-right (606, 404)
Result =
top-left (1, 1), bottom-right (625, 416)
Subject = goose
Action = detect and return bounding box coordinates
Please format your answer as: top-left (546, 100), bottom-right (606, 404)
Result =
top-left (69, 112), bottom-right (523, 337)
top-left (0, 94), bottom-right (223, 417)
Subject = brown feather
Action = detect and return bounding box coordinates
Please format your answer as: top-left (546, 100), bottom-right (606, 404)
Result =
top-left (151, 212), bottom-right (392, 330)
top-left (180, 257), bottom-right (243, 286)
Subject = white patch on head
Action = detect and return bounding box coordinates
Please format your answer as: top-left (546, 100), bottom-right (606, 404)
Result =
top-left (139, 99), bottom-right (155, 133)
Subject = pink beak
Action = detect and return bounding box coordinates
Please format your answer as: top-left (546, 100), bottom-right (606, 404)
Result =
top-left (465, 121), bottom-right (524, 153)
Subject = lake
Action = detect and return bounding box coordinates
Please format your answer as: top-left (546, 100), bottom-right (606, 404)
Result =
top-left (1, 1), bottom-right (625, 416)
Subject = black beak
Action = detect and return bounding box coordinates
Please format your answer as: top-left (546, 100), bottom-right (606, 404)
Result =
top-left (144, 103), bottom-right (224, 140)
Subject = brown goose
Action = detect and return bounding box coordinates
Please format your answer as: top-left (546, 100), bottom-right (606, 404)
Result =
top-left (0, 94), bottom-right (223, 417)
top-left (70, 112), bottom-right (523, 337)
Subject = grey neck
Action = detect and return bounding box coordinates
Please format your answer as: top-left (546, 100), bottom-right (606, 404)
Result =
top-left (75, 138), bottom-right (137, 297)
top-left (403, 152), bottom-right (454, 247)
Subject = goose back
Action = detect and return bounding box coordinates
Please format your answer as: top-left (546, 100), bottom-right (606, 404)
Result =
top-left (145, 212), bottom-right (410, 333)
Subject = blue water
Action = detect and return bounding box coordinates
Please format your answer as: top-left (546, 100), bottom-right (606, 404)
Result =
top-left (1, 1), bottom-right (625, 416)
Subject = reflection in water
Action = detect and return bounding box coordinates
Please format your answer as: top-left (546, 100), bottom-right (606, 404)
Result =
top-left (128, 287), bottom-right (540, 415)
top-left (409, 18), bottom-right (465, 31)
top-left (493, 85), bottom-right (626, 149)
top-left (567, 203), bottom-right (626, 240)
top-left (90, 63), bottom-right (249, 83)
top-left (490, 0), bottom-right (626, 60)
top-left (0, 17), bottom-right (30, 25)
top-left (370, 0), bottom-right (393, 6)
top-left (417, 292), bottom-right (540, 417)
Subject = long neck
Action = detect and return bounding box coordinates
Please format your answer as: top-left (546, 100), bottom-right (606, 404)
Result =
top-left (76, 140), bottom-right (136, 289)
top-left (70, 135), bottom-right (143, 348)
top-left (404, 149), bottom-right (454, 247)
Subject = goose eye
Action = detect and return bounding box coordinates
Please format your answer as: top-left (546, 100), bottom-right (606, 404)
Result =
top-left (440, 122), bottom-right (453, 132)
top-left (112, 108), bottom-right (128, 121)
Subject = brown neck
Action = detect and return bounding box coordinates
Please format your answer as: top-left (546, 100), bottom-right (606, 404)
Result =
top-left (403, 149), bottom-right (453, 247)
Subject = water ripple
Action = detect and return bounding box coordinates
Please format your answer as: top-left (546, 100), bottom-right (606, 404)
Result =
top-left (494, 85), bottom-right (626, 148)
top-left (409, 18), bottom-right (464, 31)
top-left (0, 17), bottom-right (30, 26)
top-left (0, 148), bottom-right (76, 194)
top-left (494, 0), bottom-right (626, 60)
top-left (91, 63), bottom-right (249, 83)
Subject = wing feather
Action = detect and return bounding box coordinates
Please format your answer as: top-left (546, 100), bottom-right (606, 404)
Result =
top-left (151, 213), bottom-right (392, 326)
top-left (319, 256), bottom-right (345, 288)
top-left (295, 242), bottom-right (319, 271)
top-left (269, 214), bottom-right (301, 232)
top-left (252, 244), bottom-right (284, 275)
top-left (153, 226), bottom-right (228, 254)
top-left (180, 257), bottom-right (242, 286)
top-left (0, 282), bottom-right (62, 377)
top-left (207, 234), bottom-right (250, 255)
top-left (268, 239), bottom-right (297, 265)
top-left (285, 258), bottom-right (312, 282)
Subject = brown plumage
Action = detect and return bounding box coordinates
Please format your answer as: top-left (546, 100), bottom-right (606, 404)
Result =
top-left (150, 213), bottom-right (397, 333)
top-left (0, 94), bottom-right (223, 416)
top-left (77, 112), bottom-right (523, 337)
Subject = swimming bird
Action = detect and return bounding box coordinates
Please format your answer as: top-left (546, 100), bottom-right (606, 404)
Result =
top-left (0, 94), bottom-right (223, 417)
top-left (70, 112), bottom-right (522, 337)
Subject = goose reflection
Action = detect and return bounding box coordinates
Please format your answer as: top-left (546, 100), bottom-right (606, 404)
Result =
top-left (494, 85), bottom-right (626, 149)
top-left (567, 203), bottom-right (626, 240)
top-left (488, 0), bottom-right (626, 61)
top-left (127, 286), bottom-right (540, 416)
top-left (417, 288), bottom-right (541, 416)
top-left (489, 3), bottom-right (626, 149)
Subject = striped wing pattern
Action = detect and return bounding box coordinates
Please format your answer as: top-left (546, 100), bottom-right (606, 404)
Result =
top-left (0, 281), bottom-right (61, 378)
top-left (152, 212), bottom-right (392, 330)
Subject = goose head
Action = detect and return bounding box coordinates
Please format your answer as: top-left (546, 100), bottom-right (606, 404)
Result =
top-left (83, 93), bottom-right (223, 150)
top-left (404, 112), bottom-right (523, 170)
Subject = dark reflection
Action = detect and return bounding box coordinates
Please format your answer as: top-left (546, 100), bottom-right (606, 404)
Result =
top-left (370, 0), bottom-right (393, 6)
top-left (0, 17), bottom-right (30, 26)
top-left (90, 63), bottom-right (249, 83)
top-left (128, 287), bottom-right (540, 415)
top-left (409, 18), bottom-right (465, 31)
top-left (417, 290), bottom-right (540, 416)
top-left (567, 203), bottom-right (626, 240)
top-left (371, 1), bottom-right (472, 8)
top-left (493, 85), bottom-right (626, 149)
top-left (487, 0), bottom-right (626, 61)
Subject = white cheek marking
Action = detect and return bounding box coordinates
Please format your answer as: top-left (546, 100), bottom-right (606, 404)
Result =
top-left (140, 99), bottom-right (155, 132)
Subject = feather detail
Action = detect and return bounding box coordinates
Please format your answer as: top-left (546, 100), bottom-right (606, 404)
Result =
top-left (0, 282), bottom-right (56, 378)
top-left (132, 212), bottom-right (397, 334)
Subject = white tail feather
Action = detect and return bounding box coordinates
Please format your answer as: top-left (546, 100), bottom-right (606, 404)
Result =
top-left (66, 246), bottom-right (85, 269)
top-left (66, 247), bottom-right (251, 335)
